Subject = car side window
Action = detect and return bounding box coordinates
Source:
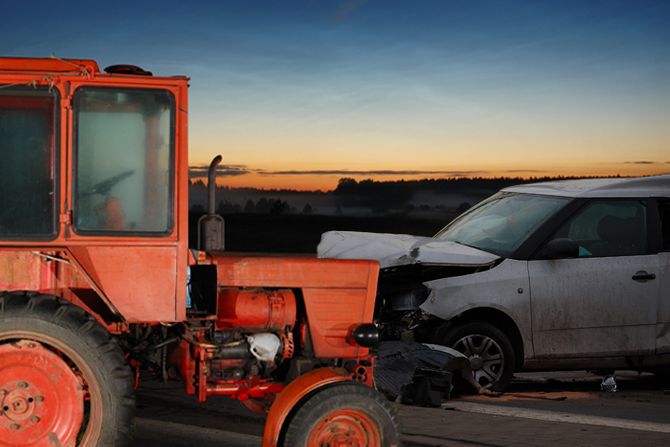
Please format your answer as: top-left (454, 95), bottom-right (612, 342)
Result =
top-left (660, 200), bottom-right (670, 251)
top-left (551, 200), bottom-right (647, 258)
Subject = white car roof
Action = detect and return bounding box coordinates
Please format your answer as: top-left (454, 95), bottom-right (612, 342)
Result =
top-left (502, 174), bottom-right (670, 198)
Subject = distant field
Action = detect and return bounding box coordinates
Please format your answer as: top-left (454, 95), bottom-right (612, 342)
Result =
top-left (189, 212), bottom-right (457, 253)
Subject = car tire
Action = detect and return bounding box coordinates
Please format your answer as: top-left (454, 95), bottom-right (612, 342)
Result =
top-left (442, 321), bottom-right (515, 392)
top-left (0, 292), bottom-right (135, 446)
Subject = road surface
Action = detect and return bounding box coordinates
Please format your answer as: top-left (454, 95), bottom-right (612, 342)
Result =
top-left (135, 371), bottom-right (670, 446)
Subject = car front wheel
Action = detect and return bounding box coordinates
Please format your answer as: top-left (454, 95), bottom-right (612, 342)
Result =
top-left (443, 321), bottom-right (515, 392)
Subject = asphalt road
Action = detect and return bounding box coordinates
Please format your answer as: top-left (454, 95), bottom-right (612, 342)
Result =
top-left (134, 371), bottom-right (670, 446)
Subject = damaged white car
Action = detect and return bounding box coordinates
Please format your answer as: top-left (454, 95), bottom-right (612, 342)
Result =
top-left (318, 175), bottom-right (670, 391)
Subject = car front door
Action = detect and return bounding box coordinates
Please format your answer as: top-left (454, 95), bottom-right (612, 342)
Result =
top-left (529, 199), bottom-right (659, 358)
top-left (656, 199), bottom-right (670, 354)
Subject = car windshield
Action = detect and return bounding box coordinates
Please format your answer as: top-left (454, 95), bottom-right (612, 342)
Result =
top-left (434, 192), bottom-right (569, 256)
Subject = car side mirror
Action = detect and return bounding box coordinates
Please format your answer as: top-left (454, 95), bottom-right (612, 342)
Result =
top-left (537, 238), bottom-right (579, 260)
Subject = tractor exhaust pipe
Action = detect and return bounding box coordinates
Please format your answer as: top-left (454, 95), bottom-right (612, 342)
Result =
top-left (197, 155), bottom-right (225, 252)
top-left (208, 155), bottom-right (223, 216)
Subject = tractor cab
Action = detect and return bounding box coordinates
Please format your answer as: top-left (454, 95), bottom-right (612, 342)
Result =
top-left (0, 57), bottom-right (190, 322)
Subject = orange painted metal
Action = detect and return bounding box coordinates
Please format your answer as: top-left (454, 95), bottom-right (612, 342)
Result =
top-left (214, 255), bottom-right (378, 289)
top-left (206, 380), bottom-right (285, 402)
top-left (262, 367), bottom-right (351, 447)
top-left (0, 57), bottom-right (100, 75)
top-left (68, 246), bottom-right (178, 322)
top-left (216, 288), bottom-right (297, 331)
top-left (215, 255), bottom-right (379, 358)
top-left (0, 249), bottom-right (117, 328)
top-left (308, 408), bottom-right (382, 446)
top-left (0, 340), bottom-right (85, 446)
top-left (0, 57), bottom-right (190, 323)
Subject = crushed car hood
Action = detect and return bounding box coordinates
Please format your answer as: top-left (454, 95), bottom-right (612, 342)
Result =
top-left (317, 231), bottom-right (500, 269)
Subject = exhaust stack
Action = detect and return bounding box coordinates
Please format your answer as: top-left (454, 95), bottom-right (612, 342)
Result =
top-left (197, 155), bottom-right (225, 252)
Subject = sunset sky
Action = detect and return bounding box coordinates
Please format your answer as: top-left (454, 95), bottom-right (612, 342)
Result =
top-left (4, 0), bottom-right (669, 190)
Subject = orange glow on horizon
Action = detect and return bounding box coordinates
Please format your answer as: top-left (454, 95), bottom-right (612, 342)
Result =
top-left (189, 163), bottom-right (670, 191)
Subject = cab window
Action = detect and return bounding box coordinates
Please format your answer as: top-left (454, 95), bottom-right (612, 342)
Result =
top-left (659, 200), bottom-right (670, 251)
top-left (73, 87), bottom-right (174, 235)
top-left (0, 87), bottom-right (58, 239)
top-left (552, 200), bottom-right (647, 257)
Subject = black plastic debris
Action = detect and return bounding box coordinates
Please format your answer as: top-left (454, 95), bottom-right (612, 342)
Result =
top-left (400, 367), bottom-right (453, 407)
top-left (374, 341), bottom-right (473, 406)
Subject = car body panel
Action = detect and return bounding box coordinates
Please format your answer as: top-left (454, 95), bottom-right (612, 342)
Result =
top-left (318, 230), bottom-right (499, 269)
top-left (503, 175), bottom-right (670, 198)
top-left (657, 252), bottom-right (670, 354)
top-left (529, 255), bottom-right (659, 358)
top-left (420, 259), bottom-right (534, 359)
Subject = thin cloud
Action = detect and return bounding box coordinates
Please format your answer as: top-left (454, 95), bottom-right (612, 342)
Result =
top-left (189, 166), bottom-right (549, 179)
top-left (624, 161), bottom-right (657, 165)
top-left (335, 0), bottom-right (368, 22)
top-left (189, 164), bottom-right (252, 178)
top-left (259, 169), bottom-right (487, 177)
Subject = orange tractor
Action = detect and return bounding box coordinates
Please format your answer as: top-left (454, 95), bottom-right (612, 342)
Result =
top-left (0, 57), bottom-right (399, 446)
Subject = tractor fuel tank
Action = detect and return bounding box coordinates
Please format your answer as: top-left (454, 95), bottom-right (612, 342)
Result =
top-left (216, 288), bottom-right (297, 331)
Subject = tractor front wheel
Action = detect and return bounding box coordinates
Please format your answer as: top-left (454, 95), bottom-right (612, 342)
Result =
top-left (282, 383), bottom-right (400, 447)
top-left (0, 292), bottom-right (135, 446)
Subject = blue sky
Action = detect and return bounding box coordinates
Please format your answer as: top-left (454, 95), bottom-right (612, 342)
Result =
top-left (3, 0), bottom-right (669, 189)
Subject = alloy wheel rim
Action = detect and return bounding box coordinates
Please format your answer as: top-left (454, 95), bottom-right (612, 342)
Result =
top-left (453, 333), bottom-right (504, 387)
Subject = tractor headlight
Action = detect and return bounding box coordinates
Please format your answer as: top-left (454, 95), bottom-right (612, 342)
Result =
top-left (347, 323), bottom-right (380, 348)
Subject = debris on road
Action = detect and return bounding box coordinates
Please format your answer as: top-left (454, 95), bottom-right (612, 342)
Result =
top-left (601, 374), bottom-right (618, 393)
top-left (374, 341), bottom-right (501, 407)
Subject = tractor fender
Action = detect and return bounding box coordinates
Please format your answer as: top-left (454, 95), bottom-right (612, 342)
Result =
top-left (262, 367), bottom-right (351, 446)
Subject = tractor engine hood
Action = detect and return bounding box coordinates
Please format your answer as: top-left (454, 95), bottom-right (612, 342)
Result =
top-left (317, 231), bottom-right (500, 269)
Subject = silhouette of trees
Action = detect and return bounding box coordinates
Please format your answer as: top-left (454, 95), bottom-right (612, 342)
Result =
top-left (457, 202), bottom-right (471, 213)
top-left (244, 199), bottom-right (255, 213)
top-left (190, 175), bottom-right (598, 216)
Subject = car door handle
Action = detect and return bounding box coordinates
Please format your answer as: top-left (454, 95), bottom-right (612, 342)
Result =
top-left (632, 271), bottom-right (656, 281)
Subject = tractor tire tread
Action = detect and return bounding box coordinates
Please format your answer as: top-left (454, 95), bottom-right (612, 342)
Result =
top-left (0, 291), bottom-right (135, 446)
top-left (282, 382), bottom-right (401, 447)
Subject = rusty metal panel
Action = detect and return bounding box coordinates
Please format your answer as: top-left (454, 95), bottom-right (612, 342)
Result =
top-left (0, 250), bottom-right (43, 290)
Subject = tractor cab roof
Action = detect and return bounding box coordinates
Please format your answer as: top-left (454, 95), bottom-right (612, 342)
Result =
top-left (0, 56), bottom-right (188, 80)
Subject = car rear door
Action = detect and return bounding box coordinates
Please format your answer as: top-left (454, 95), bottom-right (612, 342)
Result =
top-left (528, 199), bottom-right (659, 358)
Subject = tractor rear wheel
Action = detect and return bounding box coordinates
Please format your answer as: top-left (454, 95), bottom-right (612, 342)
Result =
top-left (282, 383), bottom-right (400, 447)
top-left (0, 292), bottom-right (135, 446)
